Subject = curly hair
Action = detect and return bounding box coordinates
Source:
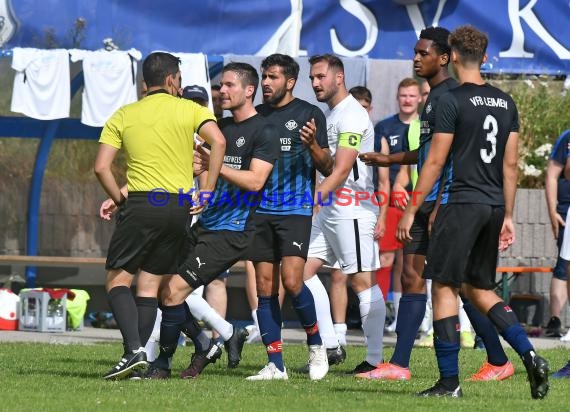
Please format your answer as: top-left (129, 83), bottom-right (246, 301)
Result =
top-left (449, 25), bottom-right (489, 64)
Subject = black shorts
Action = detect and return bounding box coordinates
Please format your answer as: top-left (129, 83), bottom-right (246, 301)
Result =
top-left (106, 192), bottom-right (189, 275)
top-left (423, 203), bottom-right (504, 289)
top-left (403, 201), bottom-right (436, 256)
top-left (247, 213), bottom-right (312, 262)
top-left (178, 222), bottom-right (254, 289)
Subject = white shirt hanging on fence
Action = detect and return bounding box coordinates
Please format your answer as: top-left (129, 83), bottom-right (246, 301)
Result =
top-left (10, 48), bottom-right (70, 120)
top-left (165, 52), bottom-right (213, 111)
top-left (69, 48), bottom-right (142, 127)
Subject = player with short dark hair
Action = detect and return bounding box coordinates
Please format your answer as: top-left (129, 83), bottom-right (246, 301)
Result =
top-left (358, 26), bottom-right (514, 383)
top-left (95, 51), bottom-right (226, 380)
top-left (303, 54), bottom-right (387, 375)
top-left (144, 62), bottom-right (281, 379)
top-left (398, 24), bottom-right (549, 399)
top-left (348, 86), bottom-right (373, 114)
top-left (246, 53), bottom-right (332, 381)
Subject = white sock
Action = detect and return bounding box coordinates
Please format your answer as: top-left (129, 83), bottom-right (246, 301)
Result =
top-left (251, 309), bottom-right (260, 331)
top-left (334, 323), bottom-right (347, 346)
top-left (392, 292), bottom-right (402, 320)
top-left (304, 275), bottom-right (338, 349)
top-left (192, 285), bottom-right (205, 296)
top-left (459, 298), bottom-right (472, 332)
top-left (357, 285), bottom-right (385, 366)
top-left (144, 307), bottom-right (162, 362)
top-left (185, 293), bottom-right (233, 341)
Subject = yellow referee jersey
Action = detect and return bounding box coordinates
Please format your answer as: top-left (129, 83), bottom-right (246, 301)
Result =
top-left (99, 92), bottom-right (216, 193)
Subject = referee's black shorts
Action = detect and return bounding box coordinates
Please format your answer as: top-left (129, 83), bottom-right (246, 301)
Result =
top-left (424, 203), bottom-right (504, 289)
top-left (105, 192), bottom-right (189, 275)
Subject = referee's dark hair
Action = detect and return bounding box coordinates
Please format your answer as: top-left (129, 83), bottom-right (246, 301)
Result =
top-left (419, 26), bottom-right (451, 59)
top-left (142, 52), bottom-right (181, 88)
top-left (261, 54), bottom-right (300, 81)
top-left (223, 62), bottom-right (260, 99)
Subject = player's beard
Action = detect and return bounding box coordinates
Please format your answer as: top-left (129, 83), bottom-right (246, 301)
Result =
top-left (264, 86), bottom-right (287, 106)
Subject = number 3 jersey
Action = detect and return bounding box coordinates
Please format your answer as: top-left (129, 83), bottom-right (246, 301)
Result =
top-left (434, 82), bottom-right (519, 205)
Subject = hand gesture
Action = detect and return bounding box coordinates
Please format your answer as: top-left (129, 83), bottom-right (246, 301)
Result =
top-left (359, 152), bottom-right (392, 167)
top-left (300, 118), bottom-right (317, 147)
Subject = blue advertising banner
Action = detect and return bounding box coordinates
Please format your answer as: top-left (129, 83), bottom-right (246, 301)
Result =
top-left (1, 0), bottom-right (569, 74)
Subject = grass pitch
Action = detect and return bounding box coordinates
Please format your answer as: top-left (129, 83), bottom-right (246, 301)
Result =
top-left (1, 342), bottom-right (569, 411)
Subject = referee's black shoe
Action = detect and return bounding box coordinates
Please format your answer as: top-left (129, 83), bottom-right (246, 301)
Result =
top-left (103, 348), bottom-right (147, 380)
top-left (225, 326), bottom-right (249, 368)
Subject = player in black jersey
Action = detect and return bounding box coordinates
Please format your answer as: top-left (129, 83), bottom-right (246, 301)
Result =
top-left (357, 27), bottom-right (513, 386)
top-left (146, 62), bottom-right (281, 380)
top-left (246, 53), bottom-right (333, 381)
top-left (398, 25), bottom-right (549, 399)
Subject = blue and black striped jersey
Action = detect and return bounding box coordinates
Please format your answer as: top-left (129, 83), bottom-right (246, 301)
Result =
top-left (255, 98), bottom-right (328, 216)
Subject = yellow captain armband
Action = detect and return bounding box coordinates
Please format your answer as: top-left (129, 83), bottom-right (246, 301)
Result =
top-left (338, 132), bottom-right (362, 150)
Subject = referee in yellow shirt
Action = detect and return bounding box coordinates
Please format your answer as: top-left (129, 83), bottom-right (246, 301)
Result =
top-left (94, 52), bottom-right (226, 380)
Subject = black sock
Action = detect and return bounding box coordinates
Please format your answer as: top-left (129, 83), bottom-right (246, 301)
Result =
top-left (136, 296), bottom-right (158, 347)
top-left (440, 376), bottom-right (460, 390)
top-left (154, 303), bottom-right (186, 370)
top-left (107, 286), bottom-right (141, 353)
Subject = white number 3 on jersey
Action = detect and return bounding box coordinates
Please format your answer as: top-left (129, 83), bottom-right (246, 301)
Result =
top-left (480, 115), bottom-right (497, 163)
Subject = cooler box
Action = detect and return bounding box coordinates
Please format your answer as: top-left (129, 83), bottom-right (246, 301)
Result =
top-left (0, 289), bottom-right (19, 330)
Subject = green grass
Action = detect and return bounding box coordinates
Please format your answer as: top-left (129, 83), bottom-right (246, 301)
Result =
top-left (0, 343), bottom-right (569, 411)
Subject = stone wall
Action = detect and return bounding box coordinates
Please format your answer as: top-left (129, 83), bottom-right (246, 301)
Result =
top-left (499, 189), bottom-right (569, 326)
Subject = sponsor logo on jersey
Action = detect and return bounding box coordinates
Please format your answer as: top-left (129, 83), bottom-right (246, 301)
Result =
top-left (285, 119), bottom-right (298, 130)
top-left (236, 136), bottom-right (245, 147)
top-left (280, 137), bottom-right (291, 151)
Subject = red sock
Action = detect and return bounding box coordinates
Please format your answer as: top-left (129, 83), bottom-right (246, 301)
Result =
top-left (375, 266), bottom-right (391, 302)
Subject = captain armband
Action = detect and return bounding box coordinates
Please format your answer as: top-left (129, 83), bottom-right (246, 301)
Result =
top-left (338, 132), bottom-right (362, 150)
